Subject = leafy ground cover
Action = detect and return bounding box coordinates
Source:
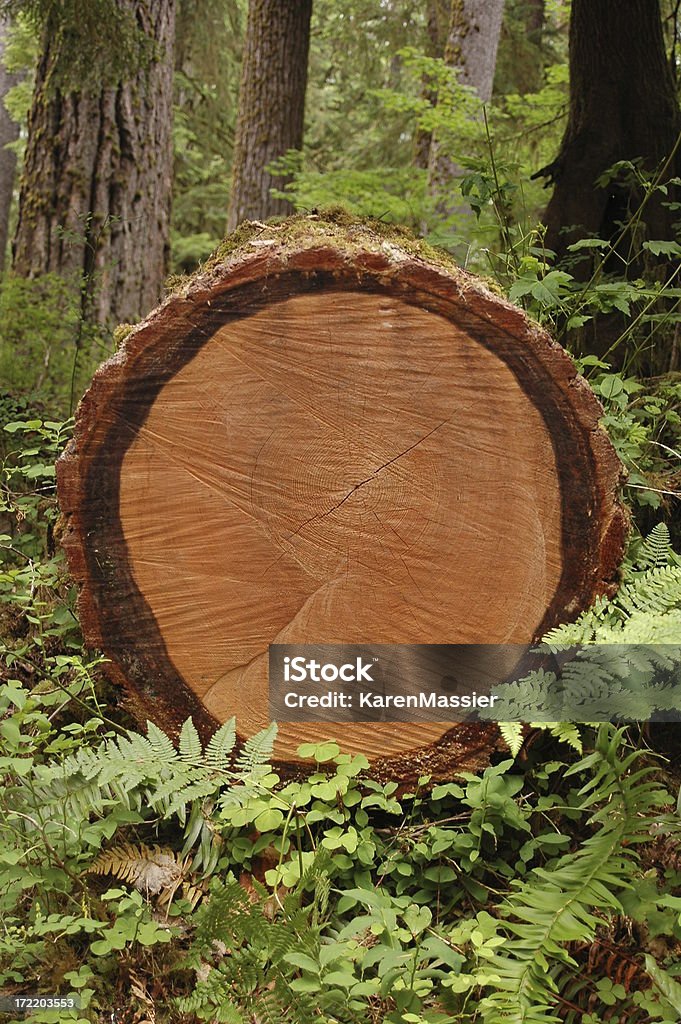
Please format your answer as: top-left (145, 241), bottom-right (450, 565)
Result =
top-left (2, 419), bottom-right (681, 1024)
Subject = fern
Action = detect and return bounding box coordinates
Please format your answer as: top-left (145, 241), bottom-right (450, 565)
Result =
top-left (545, 524), bottom-right (681, 646)
top-left (486, 525), bottom-right (681, 725)
top-left (179, 718), bottom-right (203, 762)
top-left (88, 841), bottom-right (203, 908)
top-left (636, 521), bottom-right (675, 568)
top-left (12, 717), bottom-right (276, 874)
top-left (473, 726), bottom-right (669, 1024)
top-left (205, 718), bottom-right (237, 768)
top-left (498, 723), bottom-right (525, 757)
top-left (235, 720), bottom-right (278, 779)
top-left (497, 722), bottom-right (583, 758)
top-left (179, 866), bottom-right (352, 1024)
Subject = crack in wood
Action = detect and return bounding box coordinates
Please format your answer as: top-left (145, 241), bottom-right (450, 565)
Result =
top-left (286, 418), bottom-right (450, 543)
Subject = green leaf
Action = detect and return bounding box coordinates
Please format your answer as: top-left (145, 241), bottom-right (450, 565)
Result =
top-left (645, 955), bottom-right (681, 1013)
top-left (178, 718), bottom-right (202, 761)
top-left (254, 808), bottom-right (284, 832)
top-left (0, 718), bottom-right (22, 746)
top-left (297, 741), bottom-right (340, 762)
top-left (643, 240), bottom-right (681, 257)
top-left (402, 904), bottom-right (432, 935)
top-left (284, 952), bottom-right (320, 974)
top-left (290, 977), bottom-right (322, 993)
top-left (567, 237), bottom-right (609, 251)
top-left (323, 970), bottom-right (356, 988)
top-left (205, 718), bottom-right (236, 767)
top-left (597, 374), bottom-right (624, 399)
top-left (567, 314), bottom-right (591, 329)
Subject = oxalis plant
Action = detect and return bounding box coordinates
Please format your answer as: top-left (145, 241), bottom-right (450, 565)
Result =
top-left (2, 429), bottom-right (681, 1022)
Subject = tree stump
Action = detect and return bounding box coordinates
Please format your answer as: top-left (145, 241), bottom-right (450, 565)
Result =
top-left (56, 215), bottom-right (628, 778)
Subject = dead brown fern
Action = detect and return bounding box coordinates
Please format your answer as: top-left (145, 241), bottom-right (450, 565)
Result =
top-left (88, 842), bottom-right (203, 909)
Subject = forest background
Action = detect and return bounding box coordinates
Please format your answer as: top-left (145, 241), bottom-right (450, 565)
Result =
top-left (3, 2), bottom-right (681, 1023)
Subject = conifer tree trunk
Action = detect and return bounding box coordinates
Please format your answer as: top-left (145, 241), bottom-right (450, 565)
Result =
top-left (414, 0), bottom-right (448, 170)
top-left (12, 0), bottom-right (175, 325)
top-left (427, 0), bottom-right (505, 215)
top-left (442, 0), bottom-right (505, 103)
top-left (227, 0), bottom-right (312, 231)
top-left (524, 0), bottom-right (545, 42)
top-left (0, 16), bottom-right (19, 271)
top-left (538, 0), bottom-right (681, 263)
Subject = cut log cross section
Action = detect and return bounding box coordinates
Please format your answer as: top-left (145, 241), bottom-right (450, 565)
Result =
top-left (57, 218), bottom-right (628, 777)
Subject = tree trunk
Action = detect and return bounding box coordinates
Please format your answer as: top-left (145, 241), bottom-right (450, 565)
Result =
top-left (521, 0), bottom-right (545, 92)
top-left (227, 0), bottom-right (312, 231)
top-left (442, 0), bottom-right (505, 102)
top-left (12, 0), bottom-right (175, 325)
top-left (427, 0), bottom-right (505, 217)
top-left (57, 215), bottom-right (627, 780)
top-left (524, 0), bottom-right (545, 43)
top-left (538, 0), bottom-right (681, 263)
top-left (413, 0), bottom-right (448, 169)
top-left (0, 16), bottom-right (19, 272)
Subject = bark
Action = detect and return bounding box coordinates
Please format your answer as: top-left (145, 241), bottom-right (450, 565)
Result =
top-left (521, 0), bottom-right (545, 91)
top-left (427, 0), bottom-right (505, 215)
top-left (413, 0), bottom-right (448, 169)
top-left (56, 215), bottom-right (627, 778)
top-left (524, 0), bottom-right (545, 43)
top-left (12, 0), bottom-right (175, 326)
top-left (227, 0), bottom-right (312, 230)
top-left (0, 16), bottom-right (19, 271)
top-left (538, 0), bottom-right (681, 263)
top-left (442, 0), bottom-right (505, 102)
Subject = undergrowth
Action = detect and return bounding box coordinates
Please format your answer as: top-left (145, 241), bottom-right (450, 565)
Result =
top-left (2, 420), bottom-right (681, 1024)
top-left (2, 12), bottom-right (681, 1021)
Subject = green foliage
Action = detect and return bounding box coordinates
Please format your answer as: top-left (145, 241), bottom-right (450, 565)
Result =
top-left (305, 2), bottom-right (431, 172)
top-left (466, 728), bottom-right (674, 1024)
top-left (547, 523), bottom-right (681, 643)
top-left (0, 274), bottom-right (113, 416)
top-left (0, 0), bottom-right (155, 89)
top-left (488, 525), bottom-right (681, 731)
top-left (588, 372), bottom-right (681, 511)
top-left (171, 0), bottom-right (244, 271)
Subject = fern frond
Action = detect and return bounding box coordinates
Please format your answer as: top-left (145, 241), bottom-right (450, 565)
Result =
top-left (636, 522), bottom-right (673, 568)
top-left (498, 722), bottom-right (524, 757)
top-left (16, 717), bottom-right (275, 842)
top-left (178, 718), bottom-right (202, 762)
top-left (616, 565), bottom-right (681, 618)
top-left (474, 726), bottom-right (668, 1024)
top-left (205, 717), bottom-right (237, 770)
top-left (236, 722), bottom-right (278, 782)
top-left (544, 525), bottom-right (681, 649)
top-left (89, 842), bottom-right (184, 892)
top-left (145, 721), bottom-right (178, 762)
top-left (89, 842), bottom-right (204, 908)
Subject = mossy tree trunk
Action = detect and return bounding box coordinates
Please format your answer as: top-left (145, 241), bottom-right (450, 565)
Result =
top-left (0, 15), bottom-right (19, 272)
top-left (227, 0), bottom-right (312, 231)
top-left (413, 0), bottom-right (448, 170)
top-left (538, 0), bottom-right (681, 265)
top-left (427, 0), bottom-right (505, 216)
top-left (12, 0), bottom-right (175, 326)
